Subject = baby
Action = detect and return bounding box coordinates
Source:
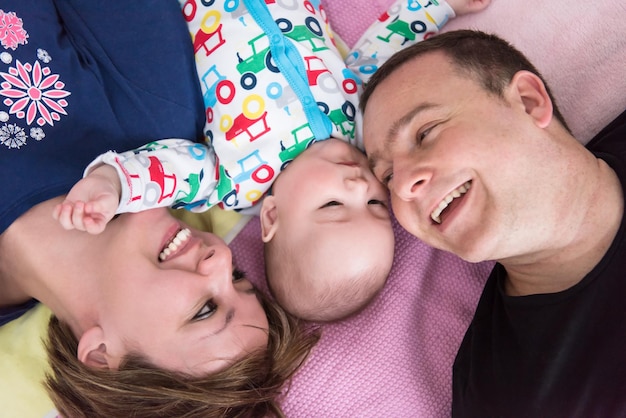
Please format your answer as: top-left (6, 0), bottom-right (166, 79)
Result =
top-left (54, 0), bottom-right (486, 321)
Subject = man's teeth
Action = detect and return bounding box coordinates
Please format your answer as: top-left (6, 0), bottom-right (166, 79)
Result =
top-left (159, 228), bottom-right (191, 261)
top-left (431, 181), bottom-right (471, 224)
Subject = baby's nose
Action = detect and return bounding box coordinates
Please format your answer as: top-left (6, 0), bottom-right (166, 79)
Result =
top-left (344, 173), bottom-right (369, 191)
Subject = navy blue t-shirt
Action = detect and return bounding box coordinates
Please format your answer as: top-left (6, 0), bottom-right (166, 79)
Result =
top-left (0, 0), bottom-right (205, 325)
top-left (0, 0), bottom-right (205, 234)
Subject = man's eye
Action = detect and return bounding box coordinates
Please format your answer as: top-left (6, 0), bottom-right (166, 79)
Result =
top-left (232, 268), bottom-right (246, 282)
top-left (418, 125), bottom-right (436, 143)
top-left (381, 172), bottom-right (393, 186)
top-left (321, 201), bottom-right (342, 208)
top-left (193, 299), bottom-right (217, 321)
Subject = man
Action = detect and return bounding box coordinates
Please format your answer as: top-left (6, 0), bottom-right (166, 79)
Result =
top-left (360, 30), bottom-right (626, 417)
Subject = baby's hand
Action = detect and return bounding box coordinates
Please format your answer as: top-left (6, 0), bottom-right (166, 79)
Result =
top-left (447, 0), bottom-right (491, 16)
top-left (53, 165), bottom-right (121, 234)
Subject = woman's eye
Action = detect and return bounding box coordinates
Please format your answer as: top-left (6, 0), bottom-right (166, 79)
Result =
top-left (321, 200), bottom-right (342, 208)
top-left (193, 299), bottom-right (217, 321)
top-left (232, 268), bottom-right (246, 282)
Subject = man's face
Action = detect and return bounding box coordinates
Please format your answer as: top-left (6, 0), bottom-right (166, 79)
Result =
top-left (363, 52), bottom-right (561, 263)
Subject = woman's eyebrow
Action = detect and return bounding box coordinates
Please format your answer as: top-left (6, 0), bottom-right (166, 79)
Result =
top-left (209, 309), bottom-right (234, 337)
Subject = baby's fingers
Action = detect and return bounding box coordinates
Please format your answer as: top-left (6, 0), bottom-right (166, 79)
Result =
top-left (70, 200), bottom-right (92, 232)
top-left (82, 216), bottom-right (107, 235)
top-left (54, 201), bottom-right (85, 231)
top-left (52, 203), bottom-right (63, 221)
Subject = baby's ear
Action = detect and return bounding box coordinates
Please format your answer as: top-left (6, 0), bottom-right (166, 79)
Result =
top-left (77, 326), bottom-right (118, 369)
top-left (260, 196), bottom-right (279, 242)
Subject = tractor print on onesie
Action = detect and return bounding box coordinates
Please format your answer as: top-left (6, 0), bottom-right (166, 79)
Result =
top-left (181, 0), bottom-right (361, 210)
top-left (347, 0), bottom-right (449, 78)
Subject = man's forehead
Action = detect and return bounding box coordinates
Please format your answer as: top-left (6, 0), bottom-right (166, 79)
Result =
top-left (374, 51), bottom-right (452, 94)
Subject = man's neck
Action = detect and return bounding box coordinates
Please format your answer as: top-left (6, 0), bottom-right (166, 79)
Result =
top-left (503, 157), bottom-right (624, 296)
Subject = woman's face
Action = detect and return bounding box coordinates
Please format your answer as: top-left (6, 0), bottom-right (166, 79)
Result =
top-left (92, 208), bottom-right (268, 375)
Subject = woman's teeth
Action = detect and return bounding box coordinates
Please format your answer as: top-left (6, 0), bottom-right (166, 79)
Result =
top-left (431, 181), bottom-right (471, 224)
top-left (159, 228), bottom-right (191, 261)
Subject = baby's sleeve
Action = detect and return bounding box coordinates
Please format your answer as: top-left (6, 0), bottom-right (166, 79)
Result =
top-left (85, 139), bottom-right (219, 213)
top-left (346, 0), bottom-right (455, 83)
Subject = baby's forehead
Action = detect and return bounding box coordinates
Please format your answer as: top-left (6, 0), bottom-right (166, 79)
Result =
top-left (268, 219), bottom-right (394, 322)
top-left (297, 216), bottom-right (392, 241)
top-left (298, 224), bottom-right (394, 265)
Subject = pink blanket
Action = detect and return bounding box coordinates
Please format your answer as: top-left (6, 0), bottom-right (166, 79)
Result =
top-left (231, 217), bottom-right (491, 417)
top-left (231, 1), bottom-right (626, 416)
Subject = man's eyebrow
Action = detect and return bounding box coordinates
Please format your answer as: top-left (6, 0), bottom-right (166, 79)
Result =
top-left (367, 148), bottom-right (383, 174)
top-left (367, 103), bottom-right (437, 172)
top-left (389, 103), bottom-right (436, 140)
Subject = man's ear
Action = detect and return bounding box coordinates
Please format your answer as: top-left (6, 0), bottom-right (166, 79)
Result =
top-left (260, 195), bottom-right (279, 243)
top-left (77, 326), bottom-right (117, 369)
top-left (509, 70), bottom-right (553, 128)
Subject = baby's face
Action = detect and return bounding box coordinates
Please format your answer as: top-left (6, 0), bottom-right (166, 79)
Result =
top-left (266, 138), bottom-right (395, 320)
top-left (272, 138), bottom-right (391, 226)
top-left (271, 136), bottom-right (393, 270)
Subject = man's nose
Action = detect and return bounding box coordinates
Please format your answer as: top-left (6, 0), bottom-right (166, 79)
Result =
top-left (393, 158), bottom-right (431, 201)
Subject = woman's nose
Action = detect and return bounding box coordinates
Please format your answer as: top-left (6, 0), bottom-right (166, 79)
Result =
top-left (196, 244), bottom-right (232, 280)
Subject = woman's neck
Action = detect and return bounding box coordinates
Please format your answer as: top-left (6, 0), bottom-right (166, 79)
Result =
top-left (0, 197), bottom-right (97, 327)
top-left (0, 229), bottom-right (32, 307)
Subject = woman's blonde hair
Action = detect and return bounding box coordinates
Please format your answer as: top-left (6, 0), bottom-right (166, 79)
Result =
top-left (45, 289), bottom-right (319, 418)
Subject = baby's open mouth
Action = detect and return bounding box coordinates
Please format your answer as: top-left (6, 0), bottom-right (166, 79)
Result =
top-left (431, 181), bottom-right (471, 224)
top-left (159, 228), bottom-right (191, 261)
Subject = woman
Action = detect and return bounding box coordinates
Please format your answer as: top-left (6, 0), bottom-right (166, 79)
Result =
top-left (0, 1), bottom-right (316, 416)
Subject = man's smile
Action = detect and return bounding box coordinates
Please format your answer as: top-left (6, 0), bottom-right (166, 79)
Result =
top-left (431, 181), bottom-right (472, 224)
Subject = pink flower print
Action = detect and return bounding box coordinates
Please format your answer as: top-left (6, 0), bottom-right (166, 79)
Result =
top-left (0, 60), bottom-right (70, 126)
top-left (0, 10), bottom-right (28, 50)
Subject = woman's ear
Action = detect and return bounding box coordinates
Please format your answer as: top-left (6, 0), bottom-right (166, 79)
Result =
top-left (260, 196), bottom-right (279, 243)
top-left (77, 326), bottom-right (118, 369)
top-left (509, 70), bottom-right (554, 128)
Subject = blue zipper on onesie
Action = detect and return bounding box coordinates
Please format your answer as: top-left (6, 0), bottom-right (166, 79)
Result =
top-left (243, 0), bottom-right (333, 142)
